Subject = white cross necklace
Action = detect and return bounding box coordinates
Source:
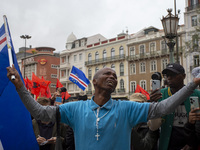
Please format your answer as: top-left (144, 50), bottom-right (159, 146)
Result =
top-left (93, 107), bottom-right (110, 141)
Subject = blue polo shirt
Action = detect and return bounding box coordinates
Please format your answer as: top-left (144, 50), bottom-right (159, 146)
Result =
top-left (59, 97), bottom-right (150, 150)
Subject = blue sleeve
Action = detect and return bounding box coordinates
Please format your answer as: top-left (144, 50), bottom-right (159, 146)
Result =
top-left (59, 101), bottom-right (79, 127)
top-left (121, 101), bottom-right (150, 127)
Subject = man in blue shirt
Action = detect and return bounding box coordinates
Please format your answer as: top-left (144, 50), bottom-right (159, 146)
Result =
top-left (7, 65), bottom-right (200, 150)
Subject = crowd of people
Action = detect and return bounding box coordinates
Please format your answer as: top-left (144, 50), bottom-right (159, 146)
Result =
top-left (6, 63), bottom-right (200, 150)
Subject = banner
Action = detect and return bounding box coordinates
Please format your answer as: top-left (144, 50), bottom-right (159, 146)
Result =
top-left (0, 16), bottom-right (38, 150)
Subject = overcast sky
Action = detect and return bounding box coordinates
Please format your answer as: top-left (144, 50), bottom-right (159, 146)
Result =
top-left (1, 0), bottom-right (185, 53)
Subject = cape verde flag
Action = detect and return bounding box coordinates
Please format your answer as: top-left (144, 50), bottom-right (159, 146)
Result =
top-left (69, 66), bottom-right (90, 91)
top-left (0, 17), bottom-right (38, 150)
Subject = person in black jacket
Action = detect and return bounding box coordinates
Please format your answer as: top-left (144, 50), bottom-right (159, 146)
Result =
top-left (184, 108), bottom-right (200, 150)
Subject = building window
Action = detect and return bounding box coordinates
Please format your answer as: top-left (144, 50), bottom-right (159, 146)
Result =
top-left (88, 53), bottom-right (92, 62)
top-left (75, 42), bottom-right (79, 48)
top-left (140, 45), bottom-right (145, 55)
top-left (192, 15), bottom-right (197, 27)
top-left (95, 51), bottom-right (99, 62)
top-left (120, 79), bottom-right (124, 90)
top-left (61, 70), bottom-right (66, 78)
top-left (88, 68), bottom-right (92, 80)
top-left (88, 83), bottom-right (92, 91)
top-left (162, 59), bottom-right (168, 70)
top-left (192, 34), bottom-right (199, 50)
top-left (130, 81), bottom-right (136, 93)
top-left (150, 60), bottom-right (157, 72)
top-left (67, 69), bottom-right (70, 76)
top-left (111, 48), bottom-right (115, 59)
top-left (119, 46), bottom-right (124, 57)
top-left (130, 63), bottom-right (136, 75)
top-left (161, 40), bottom-right (167, 51)
top-left (61, 56), bottom-right (66, 63)
top-left (50, 83), bottom-right (56, 88)
top-left (103, 50), bottom-right (107, 61)
top-left (150, 42), bottom-right (155, 54)
top-left (51, 74), bottom-right (57, 78)
top-left (74, 55), bottom-right (77, 62)
top-left (120, 63), bottom-right (124, 76)
top-left (194, 55), bottom-right (200, 67)
top-left (51, 64), bottom-right (58, 69)
top-left (140, 80), bottom-right (146, 90)
top-left (190, 0), bottom-right (198, 5)
top-left (111, 64), bottom-right (115, 70)
top-left (95, 67), bottom-right (99, 73)
top-left (81, 40), bottom-right (84, 46)
top-left (140, 62), bottom-right (146, 73)
top-left (79, 53), bottom-right (82, 61)
top-left (130, 47), bottom-right (135, 56)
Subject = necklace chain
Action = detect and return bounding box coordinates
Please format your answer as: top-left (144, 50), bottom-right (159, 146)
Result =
top-left (93, 107), bottom-right (110, 140)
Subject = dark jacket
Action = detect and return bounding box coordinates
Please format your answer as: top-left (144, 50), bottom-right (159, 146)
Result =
top-left (131, 123), bottom-right (159, 150)
top-left (184, 121), bottom-right (200, 150)
top-left (32, 119), bottom-right (68, 150)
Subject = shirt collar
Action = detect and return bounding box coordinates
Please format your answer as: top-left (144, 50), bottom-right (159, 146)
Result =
top-left (90, 96), bottom-right (113, 110)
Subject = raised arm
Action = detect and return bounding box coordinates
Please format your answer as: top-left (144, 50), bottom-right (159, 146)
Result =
top-left (148, 80), bottom-right (200, 120)
top-left (7, 65), bottom-right (56, 122)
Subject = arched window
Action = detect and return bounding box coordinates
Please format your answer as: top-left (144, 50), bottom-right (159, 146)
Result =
top-left (95, 51), bottom-right (99, 62)
top-left (161, 40), bottom-right (167, 51)
top-left (119, 46), bottom-right (124, 58)
top-left (150, 60), bottom-right (156, 71)
top-left (88, 83), bottom-right (92, 91)
top-left (120, 79), bottom-right (124, 90)
top-left (130, 81), bottom-right (136, 93)
top-left (140, 45), bottom-right (145, 55)
top-left (95, 67), bottom-right (99, 73)
top-left (120, 63), bottom-right (124, 76)
top-left (88, 68), bottom-right (92, 80)
top-left (140, 80), bottom-right (146, 90)
top-left (111, 64), bottom-right (115, 70)
top-left (103, 50), bottom-right (107, 61)
top-left (130, 63), bottom-right (136, 74)
top-left (88, 53), bottom-right (92, 63)
top-left (130, 47), bottom-right (135, 56)
top-left (140, 62), bottom-right (146, 73)
top-left (111, 48), bottom-right (115, 59)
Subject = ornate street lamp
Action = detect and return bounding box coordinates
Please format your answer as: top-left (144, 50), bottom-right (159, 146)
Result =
top-left (161, 9), bottom-right (179, 63)
top-left (20, 35), bottom-right (31, 78)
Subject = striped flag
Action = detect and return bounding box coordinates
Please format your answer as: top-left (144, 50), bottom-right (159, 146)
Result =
top-left (69, 66), bottom-right (90, 91)
top-left (0, 16), bottom-right (38, 150)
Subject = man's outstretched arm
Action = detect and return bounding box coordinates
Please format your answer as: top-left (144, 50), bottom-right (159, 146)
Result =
top-left (148, 81), bottom-right (199, 120)
top-left (7, 65), bottom-right (56, 122)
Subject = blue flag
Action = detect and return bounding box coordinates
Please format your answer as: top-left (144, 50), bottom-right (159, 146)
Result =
top-left (0, 18), bottom-right (38, 150)
top-left (69, 66), bottom-right (90, 91)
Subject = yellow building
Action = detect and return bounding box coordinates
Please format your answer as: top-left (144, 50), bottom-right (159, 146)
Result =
top-left (127, 26), bottom-right (185, 94)
top-left (85, 32), bottom-right (129, 99)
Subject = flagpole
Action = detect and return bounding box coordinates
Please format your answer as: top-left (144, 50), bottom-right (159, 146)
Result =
top-left (3, 15), bottom-right (15, 80)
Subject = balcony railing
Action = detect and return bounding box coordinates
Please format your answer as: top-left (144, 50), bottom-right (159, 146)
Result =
top-left (85, 54), bottom-right (125, 66)
top-left (117, 88), bottom-right (126, 93)
top-left (86, 90), bottom-right (92, 95)
top-left (187, 3), bottom-right (200, 11)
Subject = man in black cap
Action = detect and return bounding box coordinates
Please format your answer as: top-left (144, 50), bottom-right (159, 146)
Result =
top-left (152, 63), bottom-right (200, 150)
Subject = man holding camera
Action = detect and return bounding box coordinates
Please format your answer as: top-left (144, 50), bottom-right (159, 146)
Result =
top-left (151, 63), bottom-right (200, 150)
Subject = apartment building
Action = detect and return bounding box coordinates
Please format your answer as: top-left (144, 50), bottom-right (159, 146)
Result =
top-left (84, 31), bottom-right (129, 99)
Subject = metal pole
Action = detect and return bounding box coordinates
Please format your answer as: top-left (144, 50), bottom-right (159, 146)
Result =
top-left (24, 39), bottom-right (26, 78)
top-left (174, 0), bottom-right (179, 63)
top-left (167, 40), bottom-right (175, 63)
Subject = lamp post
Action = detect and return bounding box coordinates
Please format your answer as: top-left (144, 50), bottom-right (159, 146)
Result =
top-left (20, 35), bottom-right (31, 78)
top-left (161, 9), bottom-right (179, 63)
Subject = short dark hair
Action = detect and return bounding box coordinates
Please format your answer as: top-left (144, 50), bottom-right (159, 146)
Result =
top-left (37, 97), bottom-right (50, 106)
